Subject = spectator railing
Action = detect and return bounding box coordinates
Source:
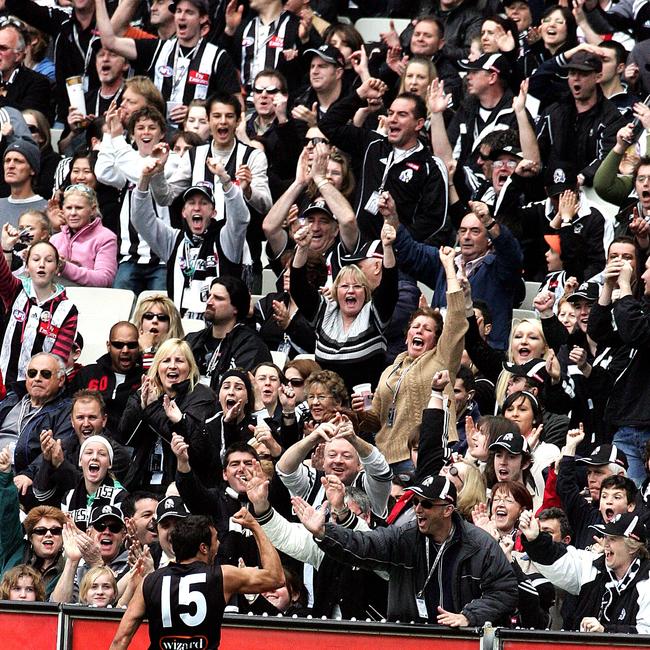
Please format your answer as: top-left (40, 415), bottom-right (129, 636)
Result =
top-left (0, 601), bottom-right (647, 649)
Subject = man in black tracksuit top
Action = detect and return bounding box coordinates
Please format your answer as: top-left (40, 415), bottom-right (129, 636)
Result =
top-left (319, 78), bottom-right (451, 246)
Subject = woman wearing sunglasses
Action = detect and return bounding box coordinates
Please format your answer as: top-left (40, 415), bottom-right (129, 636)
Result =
top-left (0, 444), bottom-right (66, 597)
top-left (118, 338), bottom-right (216, 492)
top-left (49, 183), bottom-right (118, 287)
top-left (132, 295), bottom-right (184, 370)
top-left (0, 233), bottom-right (78, 387)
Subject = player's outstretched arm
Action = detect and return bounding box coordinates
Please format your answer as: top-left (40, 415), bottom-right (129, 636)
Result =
top-left (222, 508), bottom-right (285, 601)
top-left (110, 582), bottom-right (146, 650)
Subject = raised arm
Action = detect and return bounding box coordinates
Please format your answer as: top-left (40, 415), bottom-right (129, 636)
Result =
top-left (94, 0), bottom-right (137, 60)
top-left (428, 79), bottom-right (453, 164)
top-left (512, 80), bottom-right (540, 165)
top-left (222, 508), bottom-right (284, 600)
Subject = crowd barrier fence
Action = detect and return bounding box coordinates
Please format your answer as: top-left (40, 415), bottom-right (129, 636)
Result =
top-left (0, 602), bottom-right (648, 649)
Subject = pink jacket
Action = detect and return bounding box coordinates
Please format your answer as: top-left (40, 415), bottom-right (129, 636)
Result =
top-left (50, 218), bottom-right (118, 287)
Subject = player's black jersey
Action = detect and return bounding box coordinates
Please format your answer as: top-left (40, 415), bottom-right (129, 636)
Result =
top-left (143, 561), bottom-right (225, 650)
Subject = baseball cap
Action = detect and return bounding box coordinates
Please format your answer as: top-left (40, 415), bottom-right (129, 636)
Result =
top-left (156, 496), bottom-right (191, 524)
top-left (301, 198), bottom-right (336, 221)
top-left (576, 444), bottom-right (628, 470)
top-left (406, 475), bottom-right (457, 504)
top-left (589, 512), bottom-right (647, 543)
top-left (489, 144), bottom-right (523, 161)
top-left (567, 281), bottom-right (599, 304)
top-left (458, 53), bottom-right (511, 77)
top-left (340, 239), bottom-right (383, 265)
top-left (304, 44), bottom-right (345, 68)
top-left (88, 504), bottom-right (125, 528)
top-left (489, 432), bottom-right (530, 455)
top-left (545, 161), bottom-right (577, 196)
top-left (561, 50), bottom-right (602, 73)
top-left (169, 0), bottom-right (209, 15)
top-left (182, 181), bottom-right (215, 205)
top-left (503, 358), bottom-right (548, 385)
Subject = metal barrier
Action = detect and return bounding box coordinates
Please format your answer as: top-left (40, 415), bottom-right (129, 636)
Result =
top-left (0, 602), bottom-right (649, 649)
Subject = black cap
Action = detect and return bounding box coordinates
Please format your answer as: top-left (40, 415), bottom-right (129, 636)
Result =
top-left (567, 281), bottom-right (599, 304)
top-left (406, 475), bottom-right (457, 504)
top-left (169, 0), bottom-right (209, 15)
top-left (301, 198), bottom-right (336, 221)
top-left (458, 53), bottom-right (511, 77)
top-left (304, 44), bottom-right (345, 68)
top-left (545, 162), bottom-right (578, 196)
top-left (503, 0), bottom-right (529, 5)
top-left (489, 144), bottom-right (523, 161)
top-left (561, 50), bottom-right (602, 73)
top-left (156, 496), bottom-right (191, 523)
top-left (576, 444), bottom-right (628, 470)
top-left (489, 432), bottom-right (530, 455)
top-left (88, 504), bottom-right (125, 528)
top-left (182, 181), bottom-right (215, 205)
top-left (340, 239), bottom-right (383, 265)
top-left (589, 513), bottom-right (647, 543)
top-left (503, 358), bottom-right (548, 385)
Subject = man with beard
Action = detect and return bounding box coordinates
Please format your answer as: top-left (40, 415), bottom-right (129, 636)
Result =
top-left (132, 164), bottom-right (250, 318)
top-left (185, 276), bottom-right (270, 389)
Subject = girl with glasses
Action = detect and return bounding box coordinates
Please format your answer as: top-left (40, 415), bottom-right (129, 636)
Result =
top-left (0, 234), bottom-right (78, 386)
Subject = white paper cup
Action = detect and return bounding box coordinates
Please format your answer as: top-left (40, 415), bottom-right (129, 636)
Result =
top-left (353, 383), bottom-right (373, 410)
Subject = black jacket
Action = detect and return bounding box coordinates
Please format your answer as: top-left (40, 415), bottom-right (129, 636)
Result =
top-left (316, 511), bottom-right (518, 625)
top-left (69, 354), bottom-right (143, 435)
top-left (319, 90), bottom-right (451, 245)
top-left (0, 65), bottom-right (52, 120)
top-left (185, 322), bottom-right (271, 389)
top-left (117, 380), bottom-right (216, 491)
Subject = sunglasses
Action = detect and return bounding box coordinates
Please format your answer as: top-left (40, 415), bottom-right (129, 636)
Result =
top-left (27, 124), bottom-right (41, 135)
top-left (303, 136), bottom-right (329, 147)
top-left (253, 85), bottom-right (281, 94)
top-left (110, 340), bottom-right (139, 350)
top-left (92, 521), bottom-right (124, 533)
top-left (27, 368), bottom-right (53, 379)
top-left (31, 526), bottom-right (63, 536)
top-left (142, 312), bottom-right (170, 322)
top-left (287, 378), bottom-right (305, 387)
top-left (411, 496), bottom-right (451, 509)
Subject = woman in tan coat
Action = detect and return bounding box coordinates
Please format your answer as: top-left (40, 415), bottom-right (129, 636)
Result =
top-left (354, 246), bottom-right (468, 472)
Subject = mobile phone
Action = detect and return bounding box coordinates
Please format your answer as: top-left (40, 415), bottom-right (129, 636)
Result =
top-left (623, 94), bottom-right (650, 144)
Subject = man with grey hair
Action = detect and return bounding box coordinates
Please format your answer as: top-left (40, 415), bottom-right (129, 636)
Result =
top-left (0, 22), bottom-right (50, 116)
top-left (0, 352), bottom-right (73, 498)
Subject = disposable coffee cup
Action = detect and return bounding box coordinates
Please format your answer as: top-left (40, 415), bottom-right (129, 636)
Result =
top-left (353, 383), bottom-right (373, 410)
top-left (66, 76), bottom-right (87, 115)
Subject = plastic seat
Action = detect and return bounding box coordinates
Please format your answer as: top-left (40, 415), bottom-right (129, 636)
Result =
top-left (354, 17), bottom-right (411, 43)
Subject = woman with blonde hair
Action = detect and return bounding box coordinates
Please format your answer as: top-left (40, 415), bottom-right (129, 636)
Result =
top-left (290, 221), bottom-right (398, 391)
top-left (118, 339), bottom-right (216, 491)
top-left (49, 183), bottom-right (118, 287)
top-left (132, 295), bottom-right (184, 370)
top-left (0, 564), bottom-right (45, 601)
top-left (79, 566), bottom-right (117, 607)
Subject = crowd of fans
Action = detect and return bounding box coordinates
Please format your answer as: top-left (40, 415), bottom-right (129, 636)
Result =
top-left (2, 0), bottom-right (650, 637)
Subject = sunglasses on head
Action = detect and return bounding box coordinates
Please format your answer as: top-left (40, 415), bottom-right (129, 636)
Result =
top-left (411, 496), bottom-right (450, 509)
top-left (303, 136), bottom-right (329, 147)
top-left (287, 378), bottom-right (305, 387)
top-left (110, 340), bottom-right (139, 350)
top-left (93, 521), bottom-right (124, 533)
top-left (142, 312), bottom-right (170, 322)
top-left (27, 368), bottom-right (53, 379)
top-left (31, 526), bottom-right (63, 536)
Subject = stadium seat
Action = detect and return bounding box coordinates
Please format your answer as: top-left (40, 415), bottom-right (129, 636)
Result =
top-left (354, 17), bottom-right (411, 43)
top-left (512, 308), bottom-right (538, 322)
top-left (65, 287), bottom-right (136, 365)
top-left (51, 127), bottom-right (63, 154)
top-left (521, 281), bottom-right (541, 311)
top-left (271, 350), bottom-right (287, 369)
top-left (181, 318), bottom-right (206, 335)
top-left (262, 268), bottom-right (278, 295)
top-left (132, 289), bottom-right (169, 319)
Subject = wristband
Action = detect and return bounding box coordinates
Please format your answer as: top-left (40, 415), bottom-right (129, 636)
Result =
top-left (331, 506), bottom-right (350, 517)
top-left (2, 248), bottom-right (12, 253)
top-left (430, 390), bottom-right (444, 399)
top-left (315, 179), bottom-right (330, 190)
top-left (282, 411), bottom-right (296, 419)
top-left (485, 220), bottom-right (497, 230)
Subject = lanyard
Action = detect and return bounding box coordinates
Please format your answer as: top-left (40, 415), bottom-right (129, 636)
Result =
top-left (172, 39), bottom-right (202, 94)
top-left (379, 145), bottom-right (419, 192)
top-left (417, 530), bottom-right (453, 598)
top-left (386, 359), bottom-right (413, 404)
top-left (72, 24), bottom-right (97, 80)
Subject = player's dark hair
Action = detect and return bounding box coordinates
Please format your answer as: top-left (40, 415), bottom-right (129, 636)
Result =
top-left (121, 491), bottom-right (159, 518)
top-left (171, 515), bottom-right (214, 561)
